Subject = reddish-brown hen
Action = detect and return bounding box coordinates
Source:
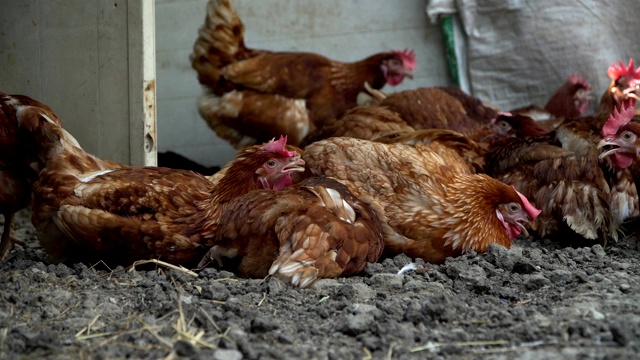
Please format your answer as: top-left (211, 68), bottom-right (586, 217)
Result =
top-left (198, 177), bottom-right (385, 287)
top-left (21, 100), bottom-right (305, 267)
top-left (302, 138), bottom-right (539, 264)
top-left (511, 73), bottom-right (592, 130)
top-left (191, 0), bottom-right (415, 148)
top-left (0, 92), bottom-right (66, 259)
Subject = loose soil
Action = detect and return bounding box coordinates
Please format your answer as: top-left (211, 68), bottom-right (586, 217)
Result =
top-left (2, 209), bottom-right (639, 359)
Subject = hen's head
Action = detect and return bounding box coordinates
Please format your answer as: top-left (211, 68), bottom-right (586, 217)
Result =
top-left (254, 136), bottom-right (306, 190)
top-left (607, 59), bottom-right (640, 109)
top-left (382, 49), bottom-right (416, 86)
top-left (597, 106), bottom-right (639, 169)
top-left (219, 136), bottom-right (305, 196)
top-left (495, 186), bottom-right (541, 239)
top-left (491, 112), bottom-right (547, 138)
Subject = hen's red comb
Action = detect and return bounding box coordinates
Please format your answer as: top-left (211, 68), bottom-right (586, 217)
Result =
top-left (510, 185), bottom-right (541, 220)
top-left (393, 49), bottom-right (416, 70)
top-left (607, 59), bottom-right (640, 81)
top-left (567, 73), bottom-right (590, 89)
top-left (602, 106), bottom-right (636, 138)
top-left (261, 135), bottom-right (297, 157)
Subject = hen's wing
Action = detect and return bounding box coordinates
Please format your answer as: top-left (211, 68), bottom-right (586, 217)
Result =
top-left (221, 53), bottom-right (333, 97)
top-left (190, 0), bottom-right (265, 95)
top-left (204, 177), bottom-right (385, 287)
top-left (374, 128), bottom-right (488, 173)
top-left (380, 88), bottom-right (488, 135)
top-left (301, 105), bottom-right (414, 147)
top-left (34, 166), bottom-right (218, 266)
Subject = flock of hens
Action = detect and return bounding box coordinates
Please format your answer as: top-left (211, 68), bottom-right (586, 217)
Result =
top-left (1, 0), bottom-right (640, 289)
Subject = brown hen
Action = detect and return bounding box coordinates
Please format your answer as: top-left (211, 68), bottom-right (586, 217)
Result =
top-left (365, 86), bottom-right (493, 138)
top-left (0, 92), bottom-right (66, 259)
top-left (191, 0), bottom-right (415, 148)
top-left (598, 106), bottom-right (640, 210)
top-left (20, 99), bottom-right (304, 267)
top-left (302, 138), bottom-right (539, 264)
top-left (198, 177), bottom-right (385, 287)
top-left (510, 73), bottom-right (592, 131)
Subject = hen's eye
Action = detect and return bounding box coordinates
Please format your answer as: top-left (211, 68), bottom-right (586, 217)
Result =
top-left (509, 203), bottom-right (520, 212)
top-left (266, 160), bottom-right (276, 167)
top-left (623, 132), bottom-right (633, 141)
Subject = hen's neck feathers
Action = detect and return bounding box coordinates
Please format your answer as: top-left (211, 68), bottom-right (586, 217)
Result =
top-left (331, 52), bottom-right (393, 94)
top-left (423, 173), bottom-right (513, 251)
top-left (596, 82), bottom-right (618, 121)
top-left (210, 147), bottom-right (266, 203)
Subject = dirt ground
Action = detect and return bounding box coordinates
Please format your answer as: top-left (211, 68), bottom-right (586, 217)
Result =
top-left (1, 209), bottom-right (639, 360)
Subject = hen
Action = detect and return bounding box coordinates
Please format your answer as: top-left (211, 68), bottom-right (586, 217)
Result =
top-left (302, 137), bottom-right (539, 264)
top-left (191, 0), bottom-right (415, 148)
top-left (510, 73), bottom-right (592, 128)
top-left (198, 177), bottom-right (385, 287)
top-left (0, 92), bottom-right (65, 259)
top-left (20, 97), bottom-right (305, 267)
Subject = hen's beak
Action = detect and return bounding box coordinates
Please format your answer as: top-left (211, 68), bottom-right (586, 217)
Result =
top-left (284, 157), bottom-right (306, 172)
top-left (516, 218), bottom-right (537, 238)
top-left (403, 69), bottom-right (414, 79)
top-left (597, 139), bottom-right (620, 159)
top-left (623, 86), bottom-right (640, 100)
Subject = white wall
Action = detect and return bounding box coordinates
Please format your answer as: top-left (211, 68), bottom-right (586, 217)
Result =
top-left (0, 0), bottom-right (156, 166)
top-left (156, 0), bottom-right (452, 167)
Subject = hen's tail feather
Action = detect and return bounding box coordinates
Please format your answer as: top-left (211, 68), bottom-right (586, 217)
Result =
top-left (536, 180), bottom-right (616, 244)
top-left (191, 0), bottom-right (260, 94)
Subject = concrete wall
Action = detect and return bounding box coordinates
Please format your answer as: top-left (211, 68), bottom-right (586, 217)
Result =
top-left (156, 0), bottom-right (452, 167)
